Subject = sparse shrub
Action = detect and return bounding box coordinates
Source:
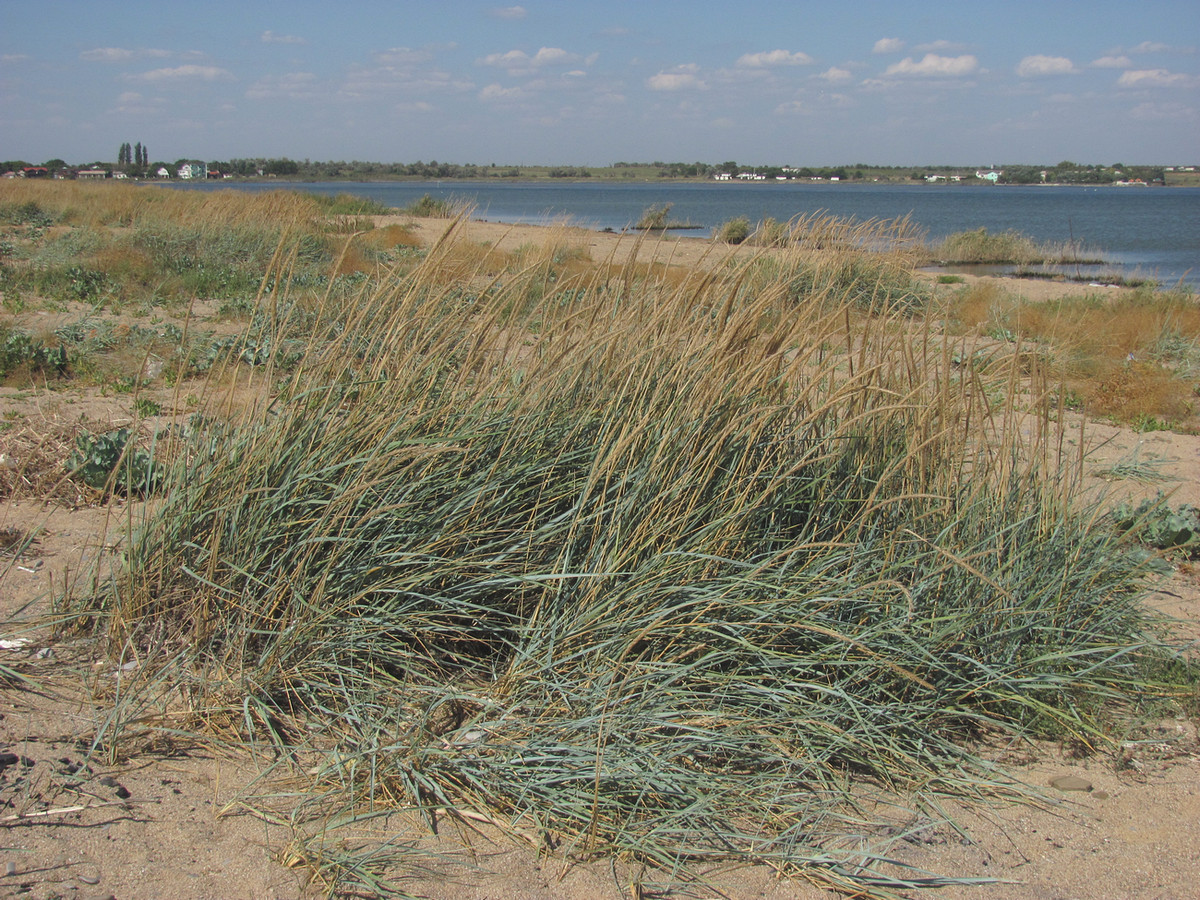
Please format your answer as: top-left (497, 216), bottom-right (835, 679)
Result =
top-left (635, 202), bottom-right (672, 230)
top-left (787, 253), bottom-right (932, 314)
top-left (749, 216), bottom-right (790, 247)
top-left (0, 200), bottom-right (55, 227)
top-left (936, 227), bottom-right (1040, 264)
top-left (313, 192), bottom-right (393, 216)
top-left (403, 194), bottom-right (458, 218)
top-left (933, 227), bottom-right (1096, 267)
top-left (715, 216), bottom-right (751, 244)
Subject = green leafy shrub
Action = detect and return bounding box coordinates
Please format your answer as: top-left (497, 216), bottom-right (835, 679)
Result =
top-left (66, 427), bottom-right (162, 495)
top-left (0, 200), bottom-right (55, 227)
top-left (0, 327), bottom-right (69, 378)
top-left (1112, 494), bottom-right (1200, 555)
top-left (64, 265), bottom-right (116, 302)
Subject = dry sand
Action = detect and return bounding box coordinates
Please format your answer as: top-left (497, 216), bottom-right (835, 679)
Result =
top-left (1, 219), bottom-right (1196, 900)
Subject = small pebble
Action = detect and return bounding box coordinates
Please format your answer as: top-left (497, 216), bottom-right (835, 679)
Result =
top-left (79, 874), bottom-right (100, 885)
top-left (4, 861), bottom-right (16, 876)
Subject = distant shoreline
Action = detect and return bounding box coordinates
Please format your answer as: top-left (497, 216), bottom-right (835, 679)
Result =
top-left (174, 176), bottom-right (1195, 188)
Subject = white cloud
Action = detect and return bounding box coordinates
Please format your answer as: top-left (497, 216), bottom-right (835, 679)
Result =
top-left (491, 6), bottom-right (527, 19)
top-left (479, 49), bottom-right (527, 68)
top-left (1130, 41), bottom-right (1170, 54)
top-left (736, 49), bottom-right (814, 67)
top-left (245, 72), bottom-right (319, 100)
top-left (883, 54), bottom-right (978, 77)
top-left (533, 47), bottom-right (575, 66)
top-left (819, 66), bottom-right (853, 82)
top-left (130, 65), bottom-right (235, 83)
top-left (873, 38), bottom-right (904, 54)
top-left (647, 67), bottom-right (704, 91)
top-left (1016, 55), bottom-right (1077, 77)
top-left (81, 47), bottom-right (169, 62)
top-left (914, 40), bottom-right (966, 53)
top-left (261, 31), bottom-right (306, 45)
top-left (1091, 55), bottom-right (1132, 68)
top-left (1129, 99), bottom-right (1194, 122)
top-left (376, 47), bottom-right (434, 67)
top-left (81, 47), bottom-right (134, 62)
top-left (342, 63), bottom-right (474, 98)
top-left (478, 82), bottom-right (526, 101)
top-left (112, 90), bottom-right (163, 115)
top-left (337, 47), bottom-right (475, 99)
top-left (478, 47), bottom-right (581, 75)
top-left (1118, 68), bottom-right (1197, 88)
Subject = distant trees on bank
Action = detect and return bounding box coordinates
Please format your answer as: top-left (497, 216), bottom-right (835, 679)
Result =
top-left (0, 155), bottom-right (1172, 186)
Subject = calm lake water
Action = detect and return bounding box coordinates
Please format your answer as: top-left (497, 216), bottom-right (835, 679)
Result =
top-left (171, 180), bottom-right (1200, 287)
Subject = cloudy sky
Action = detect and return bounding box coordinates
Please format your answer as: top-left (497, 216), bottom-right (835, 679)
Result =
top-left (3, 0), bottom-right (1197, 167)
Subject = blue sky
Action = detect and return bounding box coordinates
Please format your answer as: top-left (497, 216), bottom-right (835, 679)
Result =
top-left (3, 1), bottom-right (1197, 167)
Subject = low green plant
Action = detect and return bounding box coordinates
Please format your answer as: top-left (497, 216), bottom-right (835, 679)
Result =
top-left (1131, 412), bottom-right (1171, 433)
top-left (0, 327), bottom-right (69, 378)
top-left (134, 396), bottom-right (162, 417)
top-left (66, 427), bottom-right (162, 496)
top-left (0, 200), bottom-right (55, 227)
top-left (1112, 494), bottom-right (1200, 556)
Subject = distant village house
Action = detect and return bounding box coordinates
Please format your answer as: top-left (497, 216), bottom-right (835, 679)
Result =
top-left (177, 162), bottom-right (207, 180)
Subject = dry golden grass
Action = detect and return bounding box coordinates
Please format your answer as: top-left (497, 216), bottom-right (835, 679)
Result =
top-left (357, 222), bottom-right (419, 251)
top-left (1, 179), bottom-right (322, 231)
top-left (942, 281), bottom-right (1200, 430)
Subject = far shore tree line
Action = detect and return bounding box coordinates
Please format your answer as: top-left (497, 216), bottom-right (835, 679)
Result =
top-left (1, 150), bottom-right (1183, 186)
